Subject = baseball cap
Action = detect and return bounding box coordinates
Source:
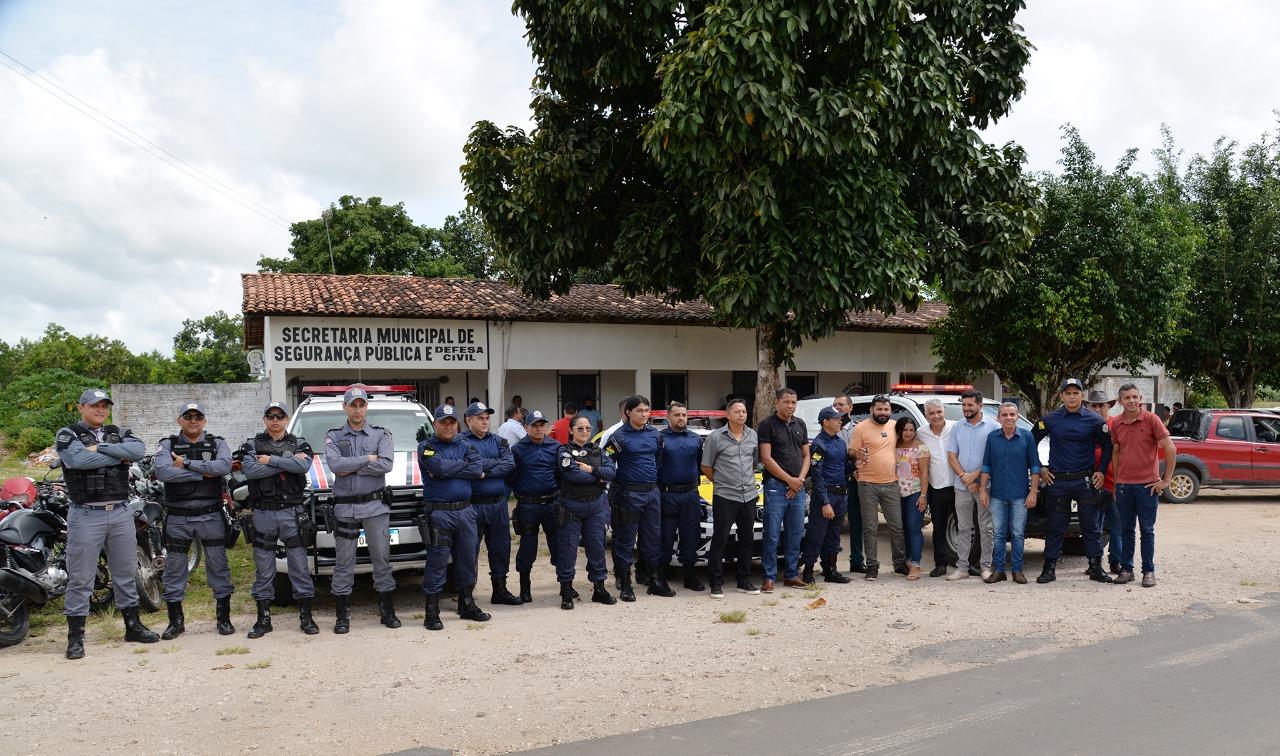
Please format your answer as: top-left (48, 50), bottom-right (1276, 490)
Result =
top-left (465, 401), bottom-right (496, 417)
top-left (523, 409), bottom-right (549, 426)
top-left (342, 385), bottom-right (369, 405)
top-left (818, 406), bottom-right (843, 422)
top-left (78, 388), bottom-right (112, 405)
top-left (177, 402), bottom-right (205, 417)
top-left (263, 401), bottom-right (290, 417)
top-left (433, 404), bottom-right (459, 421)
top-left (1059, 377), bottom-right (1085, 393)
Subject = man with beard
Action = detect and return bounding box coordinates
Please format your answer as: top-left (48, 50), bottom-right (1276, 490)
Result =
top-left (849, 395), bottom-right (906, 580)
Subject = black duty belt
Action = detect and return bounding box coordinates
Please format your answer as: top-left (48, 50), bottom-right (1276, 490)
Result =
top-left (165, 502), bottom-right (224, 517)
top-left (426, 500), bottom-right (469, 512)
top-left (471, 495), bottom-right (504, 506)
top-left (825, 485), bottom-right (848, 494)
top-left (76, 501), bottom-right (127, 511)
top-left (516, 492), bottom-right (558, 505)
top-left (249, 501), bottom-right (301, 511)
top-left (560, 488), bottom-right (604, 503)
top-left (333, 488), bottom-right (386, 505)
top-left (616, 482), bottom-right (656, 493)
top-left (659, 483), bottom-right (698, 494)
top-left (1051, 470), bottom-right (1093, 481)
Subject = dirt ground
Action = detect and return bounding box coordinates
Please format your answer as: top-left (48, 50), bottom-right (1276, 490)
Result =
top-left (4, 492), bottom-right (1278, 755)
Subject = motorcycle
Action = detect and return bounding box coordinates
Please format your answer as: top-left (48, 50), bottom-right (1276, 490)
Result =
top-left (0, 479), bottom-right (71, 647)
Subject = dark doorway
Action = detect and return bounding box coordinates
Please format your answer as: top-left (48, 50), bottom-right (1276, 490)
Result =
top-left (651, 372), bottom-right (688, 409)
top-left (786, 373), bottom-right (818, 399)
top-left (557, 372), bottom-right (599, 416)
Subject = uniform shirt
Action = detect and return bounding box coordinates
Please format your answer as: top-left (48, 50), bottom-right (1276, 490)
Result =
top-left (558, 441), bottom-right (617, 487)
top-left (1033, 406), bottom-right (1112, 473)
top-left (510, 436), bottom-right (562, 497)
top-left (809, 431), bottom-right (848, 494)
top-left (323, 423), bottom-right (395, 502)
top-left (239, 434), bottom-right (313, 483)
top-left (495, 417), bottom-right (527, 447)
top-left (756, 413), bottom-right (809, 481)
top-left (606, 423), bottom-right (660, 485)
top-left (917, 420), bottom-right (956, 489)
top-left (56, 423), bottom-right (145, 504)
top-left (849, 419), bottom-right (898, 484)
top-left (981, 427), bottom-right (1041, 500)
top-left (701, 425), bottom-right (759, 503)
top-left (657, 427), bottom-right (703, 486)
top-left (1109, 410), bottom-right (1170, 484)
top-left (461, 429), bottom-right (515, 499)
top-left (154, 432), bottom-right (234, 506)
top-left (418, 435), bottom-right (483, 502)
top-left (945, 415), bottom-right (1000, 490)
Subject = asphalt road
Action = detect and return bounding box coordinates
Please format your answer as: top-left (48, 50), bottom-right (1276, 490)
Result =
top-left (524, 594), bottom-right (1280, 756)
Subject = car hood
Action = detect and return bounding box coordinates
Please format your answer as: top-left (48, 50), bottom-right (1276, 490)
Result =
top-left (307, 452), bottom-right (423, 492)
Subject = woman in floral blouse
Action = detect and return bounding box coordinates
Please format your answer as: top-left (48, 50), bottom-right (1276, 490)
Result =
top-left (895, 416), bottom-right (930, 580)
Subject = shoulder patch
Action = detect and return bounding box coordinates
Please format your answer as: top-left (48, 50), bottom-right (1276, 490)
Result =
top-left (560, 455), bottom-right (572, 467)
top-left (1101, 424), bottom-right (1110, 434)
top-left (1036, 421), bottom-right (1046, 430)
top-left (422, 448), bottom-right (435, 457)
top-left (55, 430), bottom-right (75, 451)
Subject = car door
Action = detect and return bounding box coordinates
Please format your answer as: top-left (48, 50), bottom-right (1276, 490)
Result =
top-left (1207, 414), bottom-right (1253, 483)
top-left (1249, 415), bottom-right (1280, 482)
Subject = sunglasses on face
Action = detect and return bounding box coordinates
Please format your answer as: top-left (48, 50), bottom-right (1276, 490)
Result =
top-left (264, 413), bottom-right (287, 420)
top-left (181, 413), bottom-right (205, 421)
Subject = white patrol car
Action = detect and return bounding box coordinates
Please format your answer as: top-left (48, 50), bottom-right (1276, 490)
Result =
top-left (268, 385), bottom-right (434, 602)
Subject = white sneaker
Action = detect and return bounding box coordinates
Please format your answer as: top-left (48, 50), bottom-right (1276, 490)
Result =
top-left (980, 569), bottom-right (993, 581)
top-left (710, 586), bottom-right (725, 599)
top-left (946, 568), bottom-right (969, 581)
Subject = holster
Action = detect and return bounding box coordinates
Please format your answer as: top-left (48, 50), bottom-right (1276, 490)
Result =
top-left (238, 510), bottom-right (256, 547)
top-left (223, 506), bottom-right (242, 549)
top-left (297, 503), bottom-right (318, 547)
top-left (556, 503), bottom-right (568, 527)
top-left (381, 487), bottom-right (395, 507)
top-left (511, 506), bottom-right (523, 535)
top-left (415, 511), bottom-right (435, 547)
top-left (317, 502), bottom-right (335, 535)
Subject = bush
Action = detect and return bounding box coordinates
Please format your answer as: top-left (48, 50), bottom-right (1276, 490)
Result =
top-left (14, 427), bottom-right (52, 455)
top-left (0, 368), bottom-right (102, 452)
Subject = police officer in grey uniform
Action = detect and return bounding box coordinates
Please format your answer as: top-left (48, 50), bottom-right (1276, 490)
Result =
top-left (57, 388), bottom-right (158, 659)
top-left (239, 401), bottom-right (319, 637)
top-left (323, 384), bottom-right (399, 634)
top-left (154, 402), bottom-right (235, 637)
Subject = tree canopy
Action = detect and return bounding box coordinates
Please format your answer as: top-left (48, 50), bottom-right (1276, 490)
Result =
top-left (171, 311), bottom-right (251, 384)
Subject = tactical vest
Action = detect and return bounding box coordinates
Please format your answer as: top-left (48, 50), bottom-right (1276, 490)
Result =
top-left (164, 434), bottom-right (226, 504)
top-left (560, 445), bottom-right (607, 499)
top-left (62, 423), bottom-right (130, 504)
top-left (246, 433), bottom-right (307, 506)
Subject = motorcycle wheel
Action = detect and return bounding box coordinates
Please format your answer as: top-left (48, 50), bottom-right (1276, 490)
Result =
top-left (187, 539), bottom-right (203, 573)
top-left (88, 554), bottom-right (114, 613)
top-left (134, 544), bottom-right (163, 612)
top-left (0, 594), bottom-right (30, 647)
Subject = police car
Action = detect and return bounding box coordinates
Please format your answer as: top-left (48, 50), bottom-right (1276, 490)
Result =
top-left (794, 386), bottom-right (1088, 557)
top-left (272, 385), bottom-right (434, 601)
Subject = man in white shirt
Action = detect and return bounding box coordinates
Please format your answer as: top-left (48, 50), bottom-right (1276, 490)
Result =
top-left (496, 406), bottom-right (527, 446)
top-left (916, 398), bottom-right (959, 578)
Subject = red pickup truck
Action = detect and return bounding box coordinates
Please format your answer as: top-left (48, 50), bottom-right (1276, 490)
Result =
top-left (1164, 409), bottom-right (1280, 503)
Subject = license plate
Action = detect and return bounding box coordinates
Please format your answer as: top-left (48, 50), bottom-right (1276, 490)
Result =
top-left (1070, 501), bottom-right (1078, 513)
top-left (357, 528), bottom-right (399, 547)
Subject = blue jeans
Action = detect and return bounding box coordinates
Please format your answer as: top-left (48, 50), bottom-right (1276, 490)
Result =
top-left (899, 492), bottom-right (924, 566)
top-left (1115, 483), bottom-right (1158, 574)
top-left (989, 497), bottom-right (1028, 572)
top-left (1097, 490), bottom-right (1122, 564)
top-left (762, 479), bottom-right (806, 581)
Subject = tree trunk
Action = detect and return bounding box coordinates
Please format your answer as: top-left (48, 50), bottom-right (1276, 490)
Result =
top-left (754, 323), bottom-right (782, 427)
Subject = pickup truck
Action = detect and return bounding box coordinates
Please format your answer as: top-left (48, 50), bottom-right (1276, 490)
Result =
top-left (1164, 409), bottom-right (1280, 503)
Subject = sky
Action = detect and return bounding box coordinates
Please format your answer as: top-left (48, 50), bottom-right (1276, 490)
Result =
top-left (1, 0), bottom-right (1278, 355)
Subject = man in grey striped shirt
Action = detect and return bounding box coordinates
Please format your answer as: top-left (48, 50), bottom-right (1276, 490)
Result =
top-left (700, 398), bottom-right (761, 598)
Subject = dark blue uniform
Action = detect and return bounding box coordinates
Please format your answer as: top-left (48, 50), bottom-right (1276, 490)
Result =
top-left (461, 429), bottom-right (515, 580)
top-left (657, 427), bottom-right (704, 568)
top-left (511, 436), bottom-right (563, 573)
top-left (1033, 406), bottom-right (1113, 561)
top-left (418, 436), bottom-right (483, 595)
top-left (556, 441), bottom-right (616, 584)
top-left (605, 424), bottom-right (662, 575)
top-left (803, 431), bottom-right (850, 567)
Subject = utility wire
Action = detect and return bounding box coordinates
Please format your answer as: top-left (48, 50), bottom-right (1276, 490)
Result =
top-left (0, 48), bottom-right (291, 229)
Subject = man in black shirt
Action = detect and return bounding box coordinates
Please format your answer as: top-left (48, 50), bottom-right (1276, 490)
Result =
top-left (757, 388), bottom-right (811, 593)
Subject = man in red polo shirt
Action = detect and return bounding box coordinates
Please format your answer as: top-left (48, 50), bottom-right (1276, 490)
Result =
top-left (1108, 383), bottom-right (1177, 587)
top-left (550, 403), bottom-right (577, 445)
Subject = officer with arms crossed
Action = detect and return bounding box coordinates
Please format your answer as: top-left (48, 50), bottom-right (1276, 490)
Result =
top-left (801, 406), bottom-right (854, 584)
top-left (657, 402), bottom-right (706, 592)
top-left (460, 401), bottom-right (521, 606)
top-left (239, 401), bottom-right (319, 637)
top-left (57, 388), bottom-right (157, 659)
top-left (606, 395), bottom-right (671, 600)
top-left (154, 402), bottom-right (235, 637)
top-left (1033, 378), bottom-right (1114, 584)
top-left (510, 409), bottom-right (562, 603)
top-left (556, 413), bottom-right (618, 608)
top-left (418, 403), bottom-right (487, 630)
top-left (323, 385), bottom-right (398, 634)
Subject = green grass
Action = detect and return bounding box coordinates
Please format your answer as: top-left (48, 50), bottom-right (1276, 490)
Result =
top-left (245, 659), bottom-right (272, 669)
top-left (1240, 579), bottom-right (1258, 587)
top-left (761, 599), bottom-right (778, 607)
top-left (746, 628), bottom-right (761, 636)
top-left (717, 609), bottom-right (747, 624)
top-left (465, 623), bottom-right (485, 631)
top-left (160, 645), bottom-right (180, 654)
top-left (131, 647), bottom-right (149, 654)
top-left (216, 645), bottom-right (250, 656)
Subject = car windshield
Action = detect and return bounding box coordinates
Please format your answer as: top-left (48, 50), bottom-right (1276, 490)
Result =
top-left (291, 408), bottom-right (430, 453)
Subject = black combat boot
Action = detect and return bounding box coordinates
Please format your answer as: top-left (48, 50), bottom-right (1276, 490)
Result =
top-left (647, 566), bottom-right (676, 597)
top-left (490, 576), bottom-right (522, 606)
top-left (518, 571), bottom-right (533, 603)
top-left (333, 595), bottom-right (351, 634)
top-left (297, 598), bottom-right (319, 635)
top-left (634, 559), bottom-right (650, 586)
top-left (121, 606), bottom-right (159, 644)
top-left (161, 601), bottom-right (185, 640)
top-left (1036, 558), bottom-right (1058, 584)
top-left (802, 563), bottom-right (816, 585)
top-left (591, 580), bottom-right (617, 605)
top-left (65, 615), bottom-right (86, 660)
top-left (378, 591), bottom-right (402, 628)
top-left (457, 586), bottom-right (492, 622)
top-left (559, 582), bottom-right (575, 610)
top-left (617, 569), bottom-right (636, 603)
top-left (247, 600), bottom-right (273, 639)
top-left (424, 594), bottom-right (443, 631)
top-left (822, 558), bottom-right (851, 584)
top-left (1087, 557), bottom-right (1115, 584)
top-left (214, 596), bottom-right (234, 636)
top-left (682, 565), bottom-right (705, 592)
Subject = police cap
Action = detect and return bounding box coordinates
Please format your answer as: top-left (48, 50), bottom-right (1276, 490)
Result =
top-left (78, 388), bottom-right (112, 405)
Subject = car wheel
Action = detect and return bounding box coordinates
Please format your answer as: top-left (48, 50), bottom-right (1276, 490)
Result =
top-left (1164, 468), bottom-right (1200, 504)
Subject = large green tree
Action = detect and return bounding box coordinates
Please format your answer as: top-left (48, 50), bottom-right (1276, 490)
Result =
top-left (933, 126), bottom-right (1199, 418)
top-left (1165, 129), bottom-right (1280, 408)
top-left (258, 195), bottom-right (430, 274)
top-left (463, 0), bottom-right (1039, 418)
top-left (172, 311), bottom-right (251, 383)
top-left (17, 324), bottom-right (161, 385)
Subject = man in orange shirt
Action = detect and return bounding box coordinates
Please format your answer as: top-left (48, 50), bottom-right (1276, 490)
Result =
top-left (550, 403), bottom-right (577, 445)
top-left (1109, 383), bottom-right (1176, 587)
top-left (849, 395), bottom-right (906, 581)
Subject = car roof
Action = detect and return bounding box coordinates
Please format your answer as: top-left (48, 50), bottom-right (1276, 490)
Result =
top-left (650, 410), bottom-right (727, 418)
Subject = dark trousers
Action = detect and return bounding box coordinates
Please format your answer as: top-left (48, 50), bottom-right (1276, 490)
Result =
top-left (423, 507), bottom-right (479, 595)
top-left (1043, 477), bottom-right (1104, 560)
top-left (659, 489), bottom-right (702, 567)
top-left (802, 492), bottom-right (848, 565)
top-left (927, 484), bottom-right (957, 568)
top-left (472, 500), bottom-right (512, 579)
top-left (513, 501), bottom-right (558, 573)
top-left (556, 495), bottom-right (610, 584)
top-left (846, 481), bottom-right (865, 570)
top-left (612, 488), bottom-right (660, 571)
top-left (708, 495), bottom-right (755, 587)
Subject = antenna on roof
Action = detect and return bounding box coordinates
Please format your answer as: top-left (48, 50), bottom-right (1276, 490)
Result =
top-left (322, 208), bottom-right (336, 274)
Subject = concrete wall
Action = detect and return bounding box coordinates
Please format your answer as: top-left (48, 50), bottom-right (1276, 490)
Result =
top-left (111, 382), bottom-right (271, 449)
